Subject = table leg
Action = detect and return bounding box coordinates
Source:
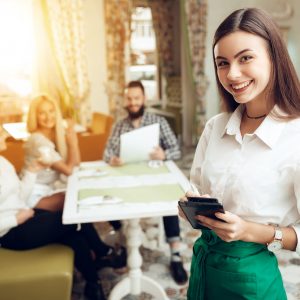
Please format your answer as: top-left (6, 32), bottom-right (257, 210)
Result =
top-left (108, 218), bottom-right (169, 300)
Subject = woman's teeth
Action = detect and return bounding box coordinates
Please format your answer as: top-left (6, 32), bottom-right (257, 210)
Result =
top-left (232, 81), bottom-right (252, 90)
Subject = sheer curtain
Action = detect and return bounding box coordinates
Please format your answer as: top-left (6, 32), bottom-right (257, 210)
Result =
top-left (32, 0), bottom-right (89, 121)
top-left (148, 0), bottom-right (175, 78)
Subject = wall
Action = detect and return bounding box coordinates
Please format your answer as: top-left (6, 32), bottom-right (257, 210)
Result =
top-left (83, 0), bottom-right (109, 114)
top-left (204, 0), bottom-right (300, 119)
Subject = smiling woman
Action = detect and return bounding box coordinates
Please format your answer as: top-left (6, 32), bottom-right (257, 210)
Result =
top-left (181, 7), bottom-right (300, 300)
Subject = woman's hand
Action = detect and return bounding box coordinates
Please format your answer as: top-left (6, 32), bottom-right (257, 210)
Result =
top-left (178, 189), bottom-right (202, 221)
top-left (16, 209), bottom-right (35, 225)
top-left (195, 211), bottom-right (250, 242)
top-left (65, 119), bottom-right (78, 146)
top-left (27, 159), bottom-right (50, 173)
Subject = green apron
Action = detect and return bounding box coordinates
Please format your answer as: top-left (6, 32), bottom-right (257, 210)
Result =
top-left (188, 230), bottom-right (287, 300)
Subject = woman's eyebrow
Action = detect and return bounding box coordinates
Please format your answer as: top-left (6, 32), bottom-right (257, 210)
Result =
top-left (215, 48), bottom-right (254, 60)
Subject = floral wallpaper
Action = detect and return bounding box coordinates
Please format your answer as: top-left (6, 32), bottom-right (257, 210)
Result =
top-left (184, 0), bottom-right (208, 140)
top-left (104, 0), bottom-right (131, 120)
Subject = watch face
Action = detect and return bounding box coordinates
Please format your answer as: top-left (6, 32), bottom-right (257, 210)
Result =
top-left (267, 240), bottom-right (282, 252)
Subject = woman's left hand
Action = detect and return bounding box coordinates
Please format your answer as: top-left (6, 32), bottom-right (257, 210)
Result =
top-left (195, 211), bottom-right (249, 242)
top-left (65, 119), bottom-right (78, 145)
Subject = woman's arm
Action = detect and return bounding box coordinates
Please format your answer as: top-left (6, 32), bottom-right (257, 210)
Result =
top-left (195, 212), bottom-right (297, 251)
top-left (51, 120), bottom-right (81, 176)
top-left (65, 119), bottom-right (81, 165)
top-left (0, 157), bottom-right (35, 235)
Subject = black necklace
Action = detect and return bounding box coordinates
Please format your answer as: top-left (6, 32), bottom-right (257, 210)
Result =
top-left (245, 111), bottom-right (266, 119)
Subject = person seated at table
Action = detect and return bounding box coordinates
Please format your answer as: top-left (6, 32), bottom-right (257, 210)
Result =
top-left (103, 80), bottom-right (188, 285)
top-left (23, 94), bottom-right (127, 268)
top-left (23, 94), bottom-right (80, 211)
top-left (0, 126), bottom-right (127, 300)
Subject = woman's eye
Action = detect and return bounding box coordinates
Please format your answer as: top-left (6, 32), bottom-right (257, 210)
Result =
top-left (216, 61), bottom-right (228, 68)
top-left (240, 55), bottom-right (252, 63)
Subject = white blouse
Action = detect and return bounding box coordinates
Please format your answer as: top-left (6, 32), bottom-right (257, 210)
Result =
top-left (23, 133), bottom-right (64, 208)
top-left (24, 133), bottom-right (62, 185)
top-left (0, 156), bottom-right (36, 237)
top-left (190, 105), bottom-right (300, 254)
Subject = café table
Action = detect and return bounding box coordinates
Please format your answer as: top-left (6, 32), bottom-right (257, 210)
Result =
top-left (63, 160), bottom-right (190, 300)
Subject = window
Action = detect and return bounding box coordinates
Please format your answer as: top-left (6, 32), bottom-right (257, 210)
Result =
top-left (128, 7), bottom-right (160, 103)
top-left (0, 0), bottom-right (33, 123)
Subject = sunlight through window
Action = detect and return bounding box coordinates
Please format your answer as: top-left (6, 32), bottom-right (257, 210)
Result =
top-left (129, 7), bottom-right (160, 103)
top-left (0, 0), bottom-right (33, 97)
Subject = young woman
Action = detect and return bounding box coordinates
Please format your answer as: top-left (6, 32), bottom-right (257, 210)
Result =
top-left (179, 8), bottom-right (300, 299)
top-left (23, 94), bottom-right (81, 211)
top-left (0, 127), bottom-right (126, 300)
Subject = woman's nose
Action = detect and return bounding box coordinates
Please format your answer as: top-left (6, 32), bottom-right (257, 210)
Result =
top-left (227, 63), bottom-right (241, 80)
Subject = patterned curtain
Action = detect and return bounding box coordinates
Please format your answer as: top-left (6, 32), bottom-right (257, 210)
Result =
top-left (104, 0), bottom-right (131, 119)
top-left (147, 0), bottom-right (175, 77)
top-left (183, 0), bottom-right (208, 140)
top-left (33, 0), bottom-right (90, 121)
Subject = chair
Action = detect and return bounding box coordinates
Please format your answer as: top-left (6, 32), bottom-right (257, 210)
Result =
top-left (1, 137), bottom-right (25, 174)
top-left (90, 112), bottom-right (114, 135)
top-left (0, 244), bottom-right (74, 300)
top-left (78, 112), bottom-right (114, 161)
top-left (78, 132), bottom-right (109, 161)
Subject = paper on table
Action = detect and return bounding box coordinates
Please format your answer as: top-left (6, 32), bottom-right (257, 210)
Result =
top-left (77, 168), bottom-right (107, 179)
top-left (2, 122), bottom-right (30, 140)
top-left (78, 195), bottom-right (123, 206)
top-left (120, 123), bottom-right (160, 163)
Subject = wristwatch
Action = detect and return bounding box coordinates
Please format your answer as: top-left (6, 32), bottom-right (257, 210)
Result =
top-left (267, 227), bottom-right (283, 252)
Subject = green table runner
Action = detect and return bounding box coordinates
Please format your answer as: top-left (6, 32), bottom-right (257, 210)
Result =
top-left (78, 162), bottom-right (185, 204)
top-left (78, 184), bottom-right (184, 203)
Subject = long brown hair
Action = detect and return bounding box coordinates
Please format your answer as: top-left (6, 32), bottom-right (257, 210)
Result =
top-left (213, 8), bottom-right (300, 118)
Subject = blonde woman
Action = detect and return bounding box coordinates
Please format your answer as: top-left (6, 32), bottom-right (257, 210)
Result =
top-left (23, 94), bottom-right (81, 211)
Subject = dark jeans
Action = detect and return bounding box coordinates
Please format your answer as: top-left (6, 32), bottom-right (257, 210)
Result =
top-left (110, 215), bottom-right (180, 242)
top-left (0, 209), bottom-right (109, 283)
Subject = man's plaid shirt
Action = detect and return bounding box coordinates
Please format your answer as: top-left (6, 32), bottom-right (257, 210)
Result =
top-left (103, 111), bottom-right (181, 162)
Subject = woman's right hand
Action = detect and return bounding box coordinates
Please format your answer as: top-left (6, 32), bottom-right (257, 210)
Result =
top-left (65, 119), bottom-right (78, 146)
top-left (16, 209), bottom-right (35, 225)
top-left (178, 189), bottom-right (201, 221)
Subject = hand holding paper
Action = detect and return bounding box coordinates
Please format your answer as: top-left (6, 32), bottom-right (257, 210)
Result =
top-left (120, 123), bottom-right (160, 163)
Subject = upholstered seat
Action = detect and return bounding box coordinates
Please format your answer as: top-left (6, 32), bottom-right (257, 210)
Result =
top-left (0, 244), bottom-right (74, 300)
top-left (78, 112), bottom-right (114, 161)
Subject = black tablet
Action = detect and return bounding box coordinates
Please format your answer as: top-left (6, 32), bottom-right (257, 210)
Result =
top-left (178, 199), bottom-right (224, 230)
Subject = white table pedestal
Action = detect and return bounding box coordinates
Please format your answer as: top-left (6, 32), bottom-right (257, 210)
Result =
top-left (108, 218), bottom-right (169, 300)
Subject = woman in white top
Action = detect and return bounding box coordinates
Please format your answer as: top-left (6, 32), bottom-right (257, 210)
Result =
top-left (24, 94), bottom-right (80, 211)
top-left (179, 8), bottom-right (300, 300)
